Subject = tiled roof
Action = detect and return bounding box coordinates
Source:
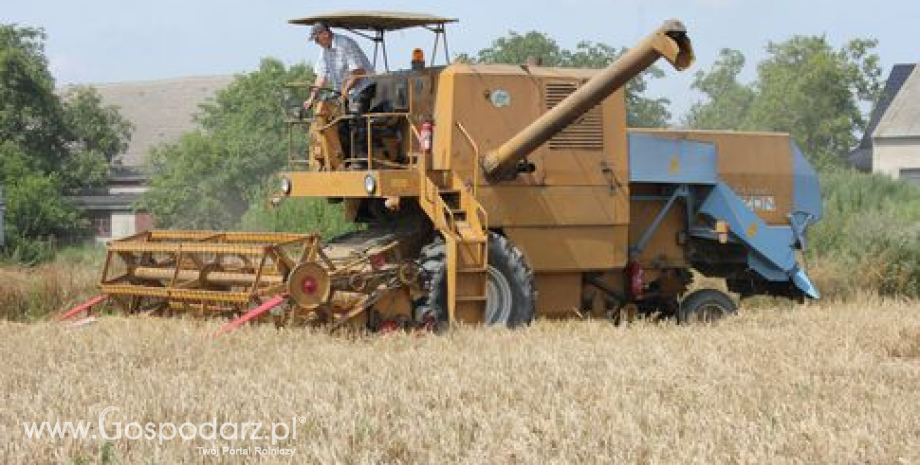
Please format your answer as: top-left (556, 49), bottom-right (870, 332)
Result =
top-left (874, 66), bottom-right (920, 139)
top-left (847, 147), bottom-right (872, 172)
top-left (858, 64), bottom-right (915, 147)
top-left (847, 64), bottom-right (916, 171)
top-left (61, 75), bottom-right (234, 168)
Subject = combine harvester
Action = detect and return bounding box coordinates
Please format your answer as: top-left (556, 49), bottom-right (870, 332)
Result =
top-left (61, 12), bottom-right (822, 332)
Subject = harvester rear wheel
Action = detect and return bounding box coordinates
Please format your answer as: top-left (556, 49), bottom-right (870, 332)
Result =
top-left (678, 289), bottom-right (737, 324)
top-left (417, 233), bottom-right (535, 329)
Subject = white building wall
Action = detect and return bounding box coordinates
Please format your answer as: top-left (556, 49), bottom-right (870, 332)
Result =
top-left (873, 137), bottom-right (920, 179)
top-left (111, 212), bottom-right (138, 239)
top-left (110, 186), bottom-right (149, 195)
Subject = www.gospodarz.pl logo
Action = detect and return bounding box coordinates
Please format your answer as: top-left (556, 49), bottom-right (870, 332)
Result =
top-left (22, 406), bottom-right (304, 455)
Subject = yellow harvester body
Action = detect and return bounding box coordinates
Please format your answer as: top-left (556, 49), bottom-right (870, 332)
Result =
top-left (90, 13), bottom-right (821, 330)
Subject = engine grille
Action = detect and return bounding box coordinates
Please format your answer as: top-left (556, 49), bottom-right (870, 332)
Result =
top-left (544, 82), bottom-right (604, 150)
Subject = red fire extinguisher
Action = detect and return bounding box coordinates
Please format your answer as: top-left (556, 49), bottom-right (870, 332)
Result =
top-left (420, 121), bottom-right (433, 153)
top-left (626, 260), bottom-right (645, 299)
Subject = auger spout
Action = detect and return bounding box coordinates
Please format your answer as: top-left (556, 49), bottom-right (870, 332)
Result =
top-left (480, 19), bottom-right (694, 180)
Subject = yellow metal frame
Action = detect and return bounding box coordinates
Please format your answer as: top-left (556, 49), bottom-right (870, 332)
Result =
top-left (283, 170), bottom-right (420, 198)
top-left (99, 228), bottom-right (416, 328)
top-left (100, 231), bottom-right (320, 315)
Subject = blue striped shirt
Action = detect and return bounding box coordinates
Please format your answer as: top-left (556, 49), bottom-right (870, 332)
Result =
top-left (313, 34), bottom-right (374, 97)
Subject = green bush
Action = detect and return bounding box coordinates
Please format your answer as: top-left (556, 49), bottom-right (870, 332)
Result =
top-left (845, 212), bottom-right (920, 296)
top-left (808, 168), bottom-right (920, 298)
top-left (238, 195), bottom-right (355, 239)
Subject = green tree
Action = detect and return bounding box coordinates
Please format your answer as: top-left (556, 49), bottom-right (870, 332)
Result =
top-left (0, 25), bottom-right (67, 172)
top-left (469, 31), bottom-right (671, 127)
top-left (747, 36), bottom-right (881, 166)
top-left (61, 86), bottom-right (132, 163)
top-left (4, 173), bottom-right (81, 241)
top-left (563, 41), bottom-right (670, 127)
top-left (0, 24), bottom-right (131, 260)
top-left (239, 193), bottom-right (354, 239)
top-left (58, 86), bottom-right (133, 192)
top-left (686, 37), bottom-right (882, 167)
top-left (684, 49), bottom-right (755, 130)
top-left (473, 31), bottom-right (565, 66)
top-left (0, 141), bottom-right (84, 261)
top-left (141, 58), bottom-right (315, 229)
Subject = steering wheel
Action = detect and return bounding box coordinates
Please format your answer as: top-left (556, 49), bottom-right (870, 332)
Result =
top-left (300, 86), bottom-right (346, 119)
top-left (310, 85), bottom-right (342, 102)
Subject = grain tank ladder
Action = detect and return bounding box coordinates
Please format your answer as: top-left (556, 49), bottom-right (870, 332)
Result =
top-left (419, 168), bottom-right (489, 323)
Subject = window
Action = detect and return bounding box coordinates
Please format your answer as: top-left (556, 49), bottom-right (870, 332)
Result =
top-left (900, 168), bottom-right (920, 185)
top-left (90, 213), bottom-right (112, 238)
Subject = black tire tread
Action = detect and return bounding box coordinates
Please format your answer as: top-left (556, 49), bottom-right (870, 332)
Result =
top-left (678, 288), bottom-right (737, 324)
top-left (416, 232), bottom-right (535, 328)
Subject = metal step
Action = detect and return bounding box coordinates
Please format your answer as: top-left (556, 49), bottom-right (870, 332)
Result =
top-left (449, 208), bottom-right (467, 221)
top-left (458, 267), bottom-right (488, 273)
top-left (455, 224), bottom-right (487, 243)
top-left (439, 189), bottom-right (461, 209)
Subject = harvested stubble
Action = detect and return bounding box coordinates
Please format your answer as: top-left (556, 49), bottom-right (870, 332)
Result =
top-left (1, 300), bottom-right (919, 464)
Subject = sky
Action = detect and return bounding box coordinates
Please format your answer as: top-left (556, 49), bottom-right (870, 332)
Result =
top-left (6, 0), bottom-right (919, 120)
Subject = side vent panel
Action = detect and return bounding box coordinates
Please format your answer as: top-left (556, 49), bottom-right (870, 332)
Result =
top-left (544, 82), bottom-right (604, 150)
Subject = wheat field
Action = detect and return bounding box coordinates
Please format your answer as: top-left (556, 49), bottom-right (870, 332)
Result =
top-left (1, 299), bottom-right (918, 464)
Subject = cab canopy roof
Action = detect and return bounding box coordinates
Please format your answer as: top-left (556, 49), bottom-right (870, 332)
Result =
top-left (289, 11), bottom-right (458, 69)
top-left (288, 11), bottom-right (457, 32)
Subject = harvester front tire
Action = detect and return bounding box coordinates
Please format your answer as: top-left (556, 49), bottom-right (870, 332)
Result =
top-left (417, 233), bottom-right (535, 329)
top-left (678, 289), bottom-right (737, 324)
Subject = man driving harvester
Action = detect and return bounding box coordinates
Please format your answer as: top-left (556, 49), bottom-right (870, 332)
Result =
top-left (303, 22), bottom-right (376, 114)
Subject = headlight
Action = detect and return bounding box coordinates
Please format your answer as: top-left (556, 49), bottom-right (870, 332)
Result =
top-left (280, 176), bottom-right (292, 195)
top-left (364, 173), bottom-right (377, 194)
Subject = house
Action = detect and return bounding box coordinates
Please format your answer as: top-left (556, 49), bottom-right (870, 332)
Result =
top-left (871, 65), bottom-right (920, 184)
top-left (64, 75), bottom-right (234, 242)
top-left (848, 64), bottom-right (920, 184)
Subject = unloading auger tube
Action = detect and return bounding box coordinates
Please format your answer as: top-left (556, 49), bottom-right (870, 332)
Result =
top-left (480, 19), bottom-right (695, 180)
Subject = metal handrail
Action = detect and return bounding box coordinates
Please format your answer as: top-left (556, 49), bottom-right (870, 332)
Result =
top-left (291, 110), bottom-right (425, 171)
top-left (360, 111), bottom-right (414, 168)
top-left (454, 121), bottom-right (482, 198)
top-left (289, 72), bottom-right (431, 172)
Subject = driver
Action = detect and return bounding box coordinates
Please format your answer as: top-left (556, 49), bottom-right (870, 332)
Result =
top-left (303, 22), bottom-right (376, 113)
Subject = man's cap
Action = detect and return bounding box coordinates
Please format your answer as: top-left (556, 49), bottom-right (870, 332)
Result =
top-left (309, 22), bottom-right (330, 40)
